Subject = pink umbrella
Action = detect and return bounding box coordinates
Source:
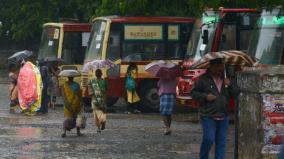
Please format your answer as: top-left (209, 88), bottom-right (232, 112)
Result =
top-left (145, 60), bottom-right (181, 79)
top-left (82, 59), bottom-right (115, 72)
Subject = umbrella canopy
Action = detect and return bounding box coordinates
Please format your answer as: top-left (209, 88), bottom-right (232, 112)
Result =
top-left (8, 50), bottom-right (33, 64)
top-left (145, 60), bottom-right (181, 79)
top-left (59, 70), bottom-right (81, 77)
top-left (82, 59), bottom-right (115, 72)
top-left (191, 50), bottom-right (256, 69)
top-left (43, 57), bottom-right (64, 63)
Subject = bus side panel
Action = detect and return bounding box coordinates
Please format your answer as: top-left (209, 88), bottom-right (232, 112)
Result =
top-left (107, 77), bottom-right (126, 97)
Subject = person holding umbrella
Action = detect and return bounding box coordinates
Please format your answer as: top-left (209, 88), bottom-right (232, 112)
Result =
top-left (190, 58), bottom-right (239, 159)
top-left (87, 69), bottom-right (108, 133)
top-left (145, 60), bottom-right (181, 135)
top-left (125, 63), bottom-right (141, 113)
top-left (60, 70), bottom-right (83, 138)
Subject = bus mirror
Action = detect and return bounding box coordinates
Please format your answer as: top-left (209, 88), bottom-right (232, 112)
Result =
top-left (202, 29), bottom-right (209, 44)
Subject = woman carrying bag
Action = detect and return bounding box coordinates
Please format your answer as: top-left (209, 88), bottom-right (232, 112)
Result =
top-left (125, 63), bottom-right (141, 113)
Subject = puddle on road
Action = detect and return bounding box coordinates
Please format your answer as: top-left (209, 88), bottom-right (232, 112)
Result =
top-left (22, 143), bottom-right (42, 151)
top-left (16, 127), bottom-right (42, 140)
top-left (0, 127), bottom-right (42, 140)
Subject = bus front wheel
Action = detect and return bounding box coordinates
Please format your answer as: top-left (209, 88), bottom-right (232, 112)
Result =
top-left (139, 82), bottom-right (160, 112)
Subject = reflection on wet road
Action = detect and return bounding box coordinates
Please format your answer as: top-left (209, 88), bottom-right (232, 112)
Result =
top-left (0, 79), bottom-right (234, 159)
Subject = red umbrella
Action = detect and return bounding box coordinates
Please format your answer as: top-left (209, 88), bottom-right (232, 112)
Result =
top-left (145, 60), bottom-right (181, 78)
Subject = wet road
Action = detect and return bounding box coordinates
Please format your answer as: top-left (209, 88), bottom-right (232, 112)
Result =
top-left (0, 76), bottom-right (234, 159)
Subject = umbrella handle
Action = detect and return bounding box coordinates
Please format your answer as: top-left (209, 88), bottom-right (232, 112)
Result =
top-left (224, 67), bottom-right (228, 88)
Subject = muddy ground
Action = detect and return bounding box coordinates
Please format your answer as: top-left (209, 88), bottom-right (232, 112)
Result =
top-left (0, 71), bottom-right (234, 159)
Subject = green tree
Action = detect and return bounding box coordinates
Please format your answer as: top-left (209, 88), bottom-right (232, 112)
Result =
top-left (0, 0), bottom-right (283, 44)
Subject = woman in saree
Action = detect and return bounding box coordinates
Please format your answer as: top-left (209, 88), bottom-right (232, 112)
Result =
top-left (87, 69), bottom-right (107, 133)
top-left (61, 75), bottom-right (83, 138)
top-left (125, 63), bottom-right (141, 113)
top-left (8, 64), bottom-right (20, 113)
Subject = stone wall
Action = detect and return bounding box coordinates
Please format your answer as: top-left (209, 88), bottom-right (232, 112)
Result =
top-left (237, 66), bottom-right (284, 159)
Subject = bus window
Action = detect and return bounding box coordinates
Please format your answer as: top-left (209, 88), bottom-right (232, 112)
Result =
top-left (167, 43), bottom-right (184, 59)
top-left (219, 24), bottom-right (237, 50)
top-left (85, 20), bottom-right (107, 61)
top-left (106, 23), bottom-right (122, 62)
top-left (122, 42), bottom-right (165, 61)
top-left (38, 27), bottom-right (60, 59)
top-left (62, 32), bottom-right (86, 64)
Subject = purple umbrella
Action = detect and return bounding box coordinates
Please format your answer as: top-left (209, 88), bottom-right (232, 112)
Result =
top-left (82, 59), bottom-right (115, 72)
top-left (145, 60), bottom-right (181, 79)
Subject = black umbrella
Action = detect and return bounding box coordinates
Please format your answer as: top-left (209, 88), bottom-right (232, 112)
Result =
top-left (8, 50), bottom-right (33, 64)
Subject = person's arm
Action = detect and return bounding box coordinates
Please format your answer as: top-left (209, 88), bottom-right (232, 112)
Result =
top-left (190, 77), bottom-right (209, 103)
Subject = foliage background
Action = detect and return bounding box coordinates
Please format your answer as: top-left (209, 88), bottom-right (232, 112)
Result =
top-left (0, 0), bottom-right (283, 50)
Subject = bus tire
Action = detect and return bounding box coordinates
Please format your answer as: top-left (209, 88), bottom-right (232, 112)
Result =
top-left (107, 97), bottom-right (118, 107)
top-left (139, 82), bottom-right (160, 112)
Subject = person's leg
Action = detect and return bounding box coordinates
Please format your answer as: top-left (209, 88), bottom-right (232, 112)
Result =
top-left (94, 110), bottom-right (102, 133)
top-left (77, 127), bottom-right (83, 136)
top-left (161, 115), bottom-right (170, 135)
top-left (62, 120), bottom-right (67, 138)
top-left (279, 141), bottom-right (284, 159)
top-left (101, 112), bottom-right (107, 130)
top-left (61, 128), bottom-right (66, 138)
top-left (200, 117), bottom-right (216, 159)
top-left (214, 117), bottom-right (229, 159)
top-left (126, 102), bottom-right (134, 113)
top-left (132, 102), bottom-right (141, 113)
top-left (167, 115), bottom-right (172, 128)
top-left (40, 88), bottom-right (49, 113)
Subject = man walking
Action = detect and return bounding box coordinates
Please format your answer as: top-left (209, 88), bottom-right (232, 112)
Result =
top-left (190, 58), bottom-right (239, 159)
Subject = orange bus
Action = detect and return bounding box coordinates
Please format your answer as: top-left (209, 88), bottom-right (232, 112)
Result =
top-left (82, 16), bottom-right (195, 111)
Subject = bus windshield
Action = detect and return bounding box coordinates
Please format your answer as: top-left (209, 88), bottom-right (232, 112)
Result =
top-left (247, 9), bottom-right (284, 64)
top-left (84, 20), bottom-right (107, 62)
top-left (38, 27), bottom-right (60, 59)
top-left (186, 11), bottom-right (218, 60)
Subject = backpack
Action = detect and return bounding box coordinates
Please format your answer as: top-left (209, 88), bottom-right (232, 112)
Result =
top-left (125, 73), bottom-right (135, 91)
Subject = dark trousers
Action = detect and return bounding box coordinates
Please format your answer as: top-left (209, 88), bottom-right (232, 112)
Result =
top-left (200, 116), bottom-right (229, 159)
top-left (39, 87), bottom-right (49, 113)
top-left (127, 102), bottom-right (140, 111)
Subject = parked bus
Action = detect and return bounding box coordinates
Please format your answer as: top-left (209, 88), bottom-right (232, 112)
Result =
top-left (37, 22), bottom-right (91, 84)
top-left (247, 8), bottom-right (284, 65)
top-left (176, 8), bottom-right (260, 110)
top-left (81, 16), bottom-right (195, 111)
